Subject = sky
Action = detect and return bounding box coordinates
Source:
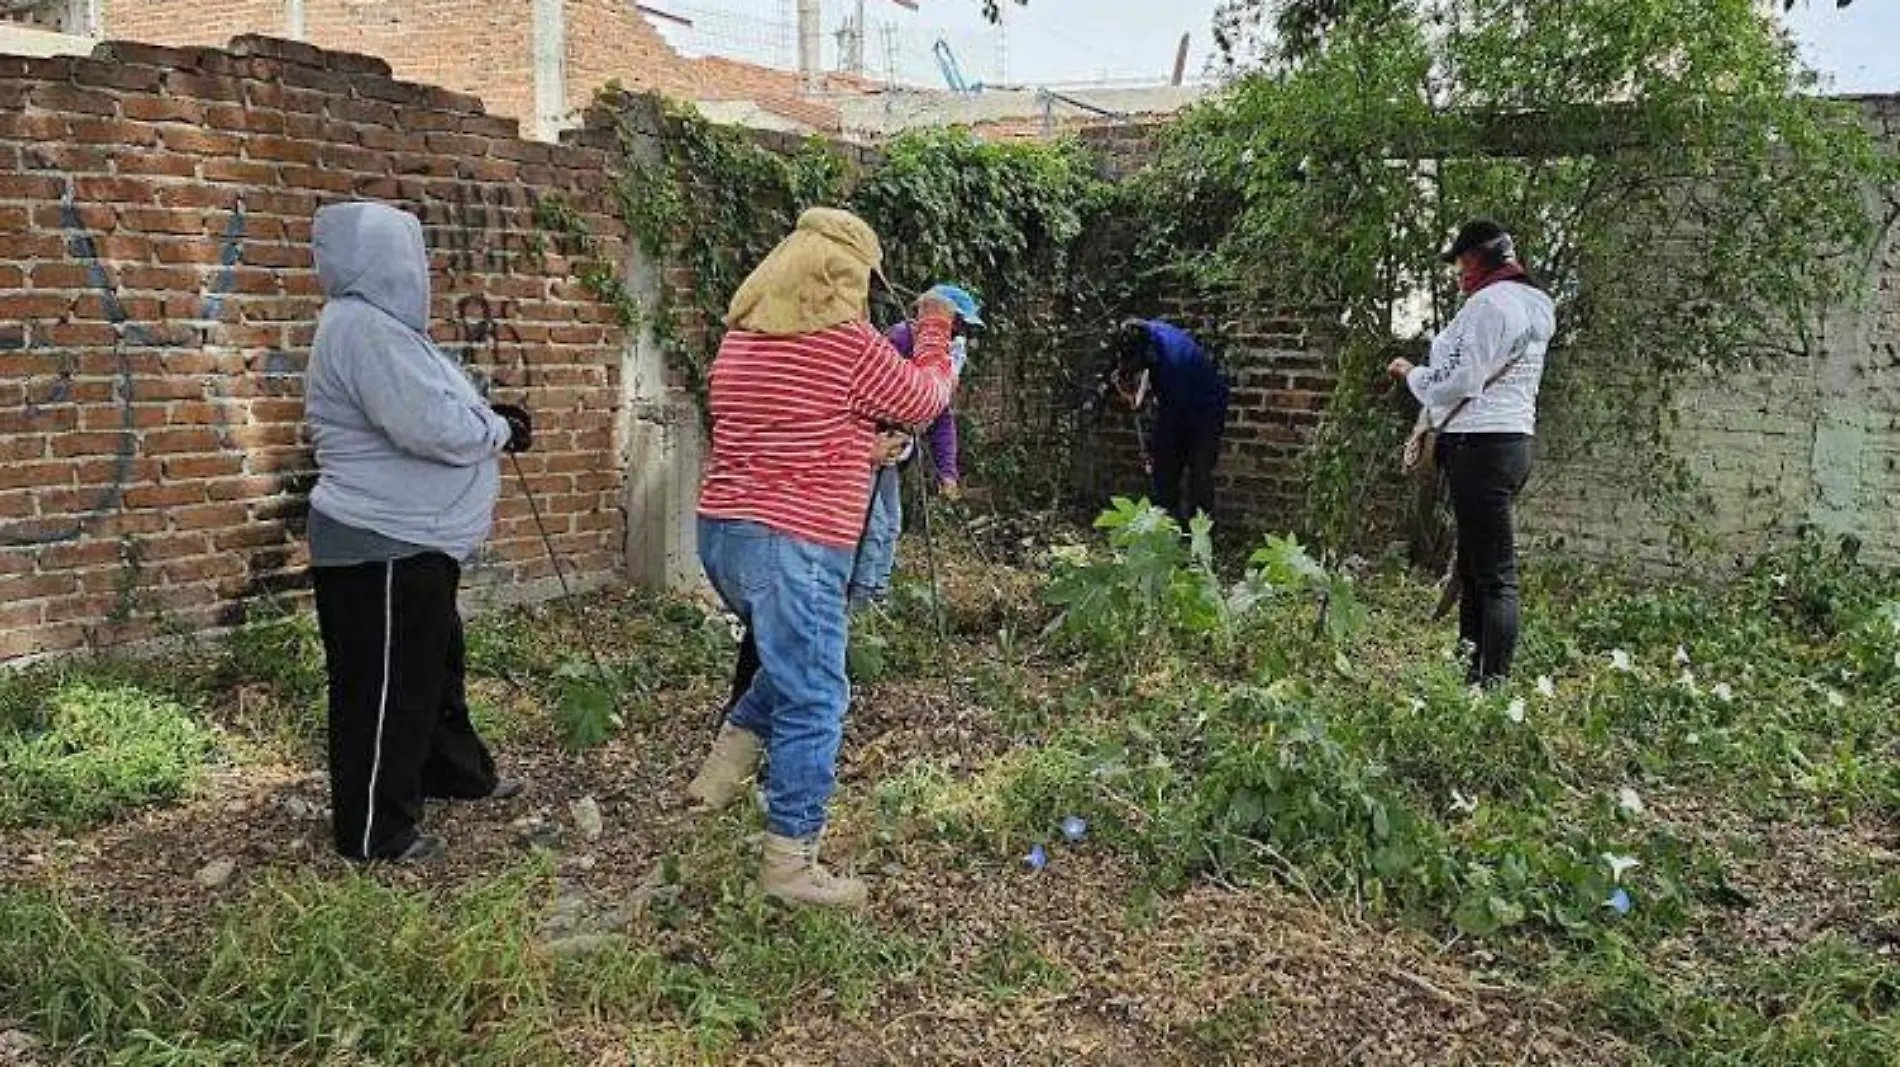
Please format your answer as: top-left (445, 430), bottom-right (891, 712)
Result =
top-left (1781, 1), bottom-right (1900, 95)
top-left (651, 0), bottom-right (1900, 94)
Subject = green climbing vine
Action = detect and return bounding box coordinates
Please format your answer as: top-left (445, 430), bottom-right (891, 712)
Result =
top-left (605, 97), bottom-right (849, 415)
top-left (1119, 0), bottom-right (1898, 556)
top-left (542, 93), bottom-right (1102, 429)
top-left (531, 195), bottom-right (642, 338)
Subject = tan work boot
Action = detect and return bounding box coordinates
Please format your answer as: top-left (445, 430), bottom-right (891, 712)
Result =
top-left (761, 832), bottom-right (868, 909)
top-left (685, 724), bottom-right (762, 811)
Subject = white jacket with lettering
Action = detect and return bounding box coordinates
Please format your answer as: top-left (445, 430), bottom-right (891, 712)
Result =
top-left (1407, 278), bottom-right (1556, 435)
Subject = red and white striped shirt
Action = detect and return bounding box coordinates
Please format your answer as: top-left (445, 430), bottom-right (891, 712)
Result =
top-left (698, 317), bottom-right (954, 549)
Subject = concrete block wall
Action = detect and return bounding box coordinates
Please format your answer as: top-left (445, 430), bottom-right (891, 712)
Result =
top-left (1522, 96), bottom-right (1900, 568)
top-left (0, 34), bottom-right (635, 660)
top-left (1518, 370), bottom-right (1820, 565)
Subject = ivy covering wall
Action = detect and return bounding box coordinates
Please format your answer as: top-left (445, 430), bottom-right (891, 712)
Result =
top-left (544, 25), bottom-right (1898, 562)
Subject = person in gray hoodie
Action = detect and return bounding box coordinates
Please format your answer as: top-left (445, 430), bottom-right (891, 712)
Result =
top-left (305, 201), bottom-right (533, 862)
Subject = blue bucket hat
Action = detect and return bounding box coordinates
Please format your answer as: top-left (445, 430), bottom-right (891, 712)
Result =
top-left (926, 283), bottom-right (984, 327)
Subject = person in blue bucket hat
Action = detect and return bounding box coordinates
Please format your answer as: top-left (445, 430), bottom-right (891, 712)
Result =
top-left (846, 283), bottom-right (983, 609)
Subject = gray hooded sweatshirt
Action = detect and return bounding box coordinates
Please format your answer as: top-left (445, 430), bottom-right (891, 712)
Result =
top-left (306, 202), bottom-right (512, 563)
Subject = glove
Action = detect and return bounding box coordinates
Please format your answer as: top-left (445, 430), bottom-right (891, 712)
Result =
top-left (491, 403), bottom-right (532, 454)
top-left (915, 291), bottom-right (956, 324)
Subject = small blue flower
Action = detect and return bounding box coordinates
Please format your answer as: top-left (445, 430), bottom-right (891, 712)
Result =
top-left (1023, 844), bottom-right (1048, 871)
top-left (1605, 888), bottom-right (1633, 916)
top-left (1061, 816), bottom-right (1087, 842)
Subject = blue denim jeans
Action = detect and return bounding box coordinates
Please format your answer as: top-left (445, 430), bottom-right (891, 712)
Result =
top-left (698, 517), bottom-right (855, 839)
top-left (847, 465), bottom-right (902, 606)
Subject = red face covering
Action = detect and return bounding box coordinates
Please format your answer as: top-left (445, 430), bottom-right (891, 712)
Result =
top-left (1459, 257), bottom-right (1526, 295)
top-left (1458, 258), bottom-right (1487, 294)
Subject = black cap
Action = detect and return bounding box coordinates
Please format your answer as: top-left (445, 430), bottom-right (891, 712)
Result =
top-left (1440, 218), bottom-right (1507, 263)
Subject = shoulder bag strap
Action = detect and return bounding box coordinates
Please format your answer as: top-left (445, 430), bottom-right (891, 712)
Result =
top-left (1432, 352), bottom-right (1525, 435)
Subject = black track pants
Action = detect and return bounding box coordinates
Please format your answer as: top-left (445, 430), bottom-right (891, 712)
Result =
top-left (313, 553), bottom-right (498, 860)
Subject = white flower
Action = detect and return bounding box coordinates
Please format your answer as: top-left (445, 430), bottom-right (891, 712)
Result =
top-left (1450, 790), bottom-right (1478, 815)
top-left (1506, 698), bottom-right (1527, 724)
top-left (1409, 697), bottom-right (1427, 714)
top-left (1825, 689), bottom-right (1847, 709)
top-left (1711, 682), bottom-right (1735, 703)
top-left (1536, 675), bottom-right (1556, 699)
top-left (1677, 669), bottom-right (1700, 695)
top-left (1602, 853), bottom-right (1642, 882)
top-left (1685, 732), bottom-right (1701, 745)
top-left (1617, 787), bottom-right (1646, 817)
top-left (1609, 649), bottom-right (1634, 673)
top-left (1673, 645), bottom-right (1691, 667)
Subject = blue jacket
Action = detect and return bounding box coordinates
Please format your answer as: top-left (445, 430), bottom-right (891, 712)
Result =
top-left (1140, 320), bottom-right (1228, 422)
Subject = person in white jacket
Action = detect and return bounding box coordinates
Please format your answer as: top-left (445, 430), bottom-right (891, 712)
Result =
top-left (1387, 220), bottom-right (1556, 685)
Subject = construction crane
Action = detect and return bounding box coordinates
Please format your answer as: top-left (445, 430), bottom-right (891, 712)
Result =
top-left (933, 37), bottom-right (977, 93)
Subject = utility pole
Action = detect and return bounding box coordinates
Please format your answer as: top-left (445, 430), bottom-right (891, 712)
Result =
top-left (993, 1), bottom-right (1009, 86)
top-left (532, 0), bottom-right (567, 142)
top-left (878, 21), bottom-right (901, 84)
top-left (797, 0), bottom-right (822, 93)
top-left (837, 0), bottom-right (866, 76)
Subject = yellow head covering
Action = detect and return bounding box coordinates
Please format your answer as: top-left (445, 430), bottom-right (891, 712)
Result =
top-left (725, 207), bottom-right (884, 335)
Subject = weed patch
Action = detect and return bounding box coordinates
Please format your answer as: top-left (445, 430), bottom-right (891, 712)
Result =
top-left (1565, 938), bottom-right (1900, 1067)
top-left (0, 868), bottom-right (565, 1065)
top-left (0, 680), bottom-right (216, 831)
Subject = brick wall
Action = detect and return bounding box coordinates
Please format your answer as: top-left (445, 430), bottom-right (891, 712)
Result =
top-left (99, 0), bottom-right (281, 50)
top-left (103, 0), bottom-right (537, 125)
top-left (1042, 125), bottom-right (1341, 538)
top-left (1061, 291), bottom-right (1340, 539)
top-left (0, 34), bottom-right (631, 661)
top-left (101, 0), bottom-right (867, 136)
top-left (564, 0), bottom-right (700, 116)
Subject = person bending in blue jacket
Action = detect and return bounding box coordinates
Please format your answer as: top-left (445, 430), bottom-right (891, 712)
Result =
top-left (1112, 318), bottom-right (1231, 529)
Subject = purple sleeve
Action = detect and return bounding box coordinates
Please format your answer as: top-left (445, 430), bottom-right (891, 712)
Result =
top-left (886, 320), bottom-right (957, 477)
top-left (886, 320), bottom-right (915, 358)
top-left (926, 410), bottom-right (959, 482)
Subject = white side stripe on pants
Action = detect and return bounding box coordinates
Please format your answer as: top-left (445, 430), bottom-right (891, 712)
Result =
top-left (362, 560), bottom-right (395, 858)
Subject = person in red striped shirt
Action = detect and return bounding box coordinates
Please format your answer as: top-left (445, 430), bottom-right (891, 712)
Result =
top-left (684, 207), bottom-right (958, 909)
